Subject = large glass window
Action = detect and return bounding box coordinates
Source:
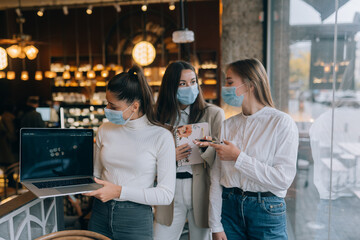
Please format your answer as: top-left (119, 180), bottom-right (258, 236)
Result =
top-left (269, 0), bottom-right (360, 239)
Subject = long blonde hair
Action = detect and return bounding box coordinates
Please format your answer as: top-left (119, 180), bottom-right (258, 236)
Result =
top-left (227, 58), bottom-right (275, 108)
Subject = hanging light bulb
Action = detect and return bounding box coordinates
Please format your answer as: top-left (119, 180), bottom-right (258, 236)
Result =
top-left (141, 4), bottom-right (147, 12)
top-left (0, 47), bottom-right (8, 70)
top-left (35, 71), bottom-right (43, 80)
top-left (132, 41), bottom-right (156, 66)
top-left (24, 45), bottom-right (39, 60)
top-left (93, 64), bottom-right (104, 71)
top-left (169, 2), bottom-right (175, 11)
top-left (45, 71), bottom-right (56, 78)
top-left (7, 71), bottom-right (15, 80)
top-left (0, 71), bottom-right (5, 78)
top-left (37, 8), bottom-right (44, 17)
top-left (63, 70), bottom-right (71, 79)
top-left (86, 5), bottom-right (93, 15)
top-left (6, 45), bottom-right (21, 58)
top-left (101, 70), bottom-right (109, 78)
top-left (21, 71), bottom-right (29, 81)
top-left (87, 70), bottom-right (96, 79)
top-left (75, 71), bottom-right (83, 80)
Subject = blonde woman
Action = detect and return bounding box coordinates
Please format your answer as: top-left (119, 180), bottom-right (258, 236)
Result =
top-left (204, 59), bottom-right (298, 240)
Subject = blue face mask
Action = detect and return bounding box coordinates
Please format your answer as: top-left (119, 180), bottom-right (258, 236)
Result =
top-left (177, 84), bottom-right (199, 105)
top-left (221, 84), bottom-right (245, 107)
top-left (104, 104), bottom-right (134, 125)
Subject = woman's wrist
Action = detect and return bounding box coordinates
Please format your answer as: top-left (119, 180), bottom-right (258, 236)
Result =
top-left (116, 185), bottom-right (122, 198)
top-left (233, 149), bottom-right (241, 161)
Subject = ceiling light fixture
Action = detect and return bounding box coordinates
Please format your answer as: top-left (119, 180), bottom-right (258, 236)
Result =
top-left (21, 70), bottom-right (29, 81)
top-left (6, 45), bottom-right (21, 58)
top-left (37, 8), bottom-right (44, 17)
top-left (86, 5), bottom-right (93, 15)
top-left (35, 70), bottom-right (43, 80)
top-left (169, 2), bottom-right (175, 11)
top-left (0, 47), bottom-right (8, 70)
top-left (75, 71), bottom-right (83, 80)
top-left (24, 45), bottom-right (39, 60)
top-left (87, 70), bottom-right (96, 79)
top-left (63, 70), bottom-right (71, 79)
top-left (101, 70), bottom-right (109, 78)
top-left (132, 41), bottom-right (156, 66)
top-left (7, 71), bottom-right (15, 80)
top-left (172, 0), bottom-right (194, 43)
top-left (45, 71), bottom-right (56, 78)
top-left (141, 4), bottom-right (148, 12)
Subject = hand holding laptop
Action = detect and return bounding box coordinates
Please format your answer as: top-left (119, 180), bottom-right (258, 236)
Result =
top-left (83, 177), bottom-right (122, 202)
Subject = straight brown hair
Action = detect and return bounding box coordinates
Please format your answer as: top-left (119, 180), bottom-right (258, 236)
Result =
top-left (228, 58), bottom-right (275, 108)
top-left (156, 61), bottom-right (207, 127)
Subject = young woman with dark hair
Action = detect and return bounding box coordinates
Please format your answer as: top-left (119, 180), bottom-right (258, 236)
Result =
top-left (85, 65), bottom-right (176, 240)
top-left (206, 58), bottom-right (299, 240)
top-left (154, 61), bottom-right (225, 240)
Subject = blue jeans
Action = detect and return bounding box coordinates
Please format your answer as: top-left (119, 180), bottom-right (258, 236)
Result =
top-left (88, 198), bottom-right (153, 240)
top-left (221, 188), bottom-right (288, 240)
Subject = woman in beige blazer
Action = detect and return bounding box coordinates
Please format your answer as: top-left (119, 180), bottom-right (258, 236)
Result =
top-left (154, 61), bottom-right (225, 240)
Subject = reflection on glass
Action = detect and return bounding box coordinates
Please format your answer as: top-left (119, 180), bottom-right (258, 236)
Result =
top-left (270, 0), bottom-right (360, 239)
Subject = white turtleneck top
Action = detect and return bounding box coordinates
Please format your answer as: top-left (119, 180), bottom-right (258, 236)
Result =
top-left (94, 114), bottom-right (176, 206)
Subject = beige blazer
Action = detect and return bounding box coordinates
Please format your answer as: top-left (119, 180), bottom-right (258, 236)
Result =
top-left (155, 104), bottom-right (225, 228)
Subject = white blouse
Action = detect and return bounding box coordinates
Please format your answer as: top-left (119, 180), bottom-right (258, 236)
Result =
top-left (209, 106), bottom-right (299, 233)
top-left (94, 114), bottom-right (176, 206)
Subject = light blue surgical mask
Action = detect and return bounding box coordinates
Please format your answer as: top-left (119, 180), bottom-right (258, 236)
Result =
top-left (104, 104), bottom-right (134, 125)
top-left (221, 83), bottom-right (245, 107)
top-left (177, 84), bottom-right (199, 105)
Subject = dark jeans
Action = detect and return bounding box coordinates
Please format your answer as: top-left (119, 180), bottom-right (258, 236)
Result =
top-left (221, 187), bottom-right (288, 240)
top-left (89, 198), bottom-right (153, 240)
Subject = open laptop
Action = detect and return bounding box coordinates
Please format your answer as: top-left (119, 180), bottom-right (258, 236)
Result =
top-left (36, 107), bottom-right (51, 121)
top-left (20, 128), bottom-right (101, 198)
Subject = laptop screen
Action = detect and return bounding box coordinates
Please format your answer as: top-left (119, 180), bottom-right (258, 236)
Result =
top-left (20, 128), bottom-right (94, 181)
top-left (36, 107), bottom-right (51, 121)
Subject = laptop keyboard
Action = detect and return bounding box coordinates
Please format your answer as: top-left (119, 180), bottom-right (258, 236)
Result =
top-left (33, 178), bottom-right (95, 189)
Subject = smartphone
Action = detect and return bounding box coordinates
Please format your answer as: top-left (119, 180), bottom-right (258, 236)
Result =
top-left (195, 139), bottom-right (213, 142)
top-left (195, 139), bottom-right (223, 144)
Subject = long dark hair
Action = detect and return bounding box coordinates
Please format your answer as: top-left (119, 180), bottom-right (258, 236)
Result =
top-left (156, 61), bottom-right (207, 126)
top-left (107, 65), bottom-right (160, 126)
top-left (228, 58), bottom-right (275, 108)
